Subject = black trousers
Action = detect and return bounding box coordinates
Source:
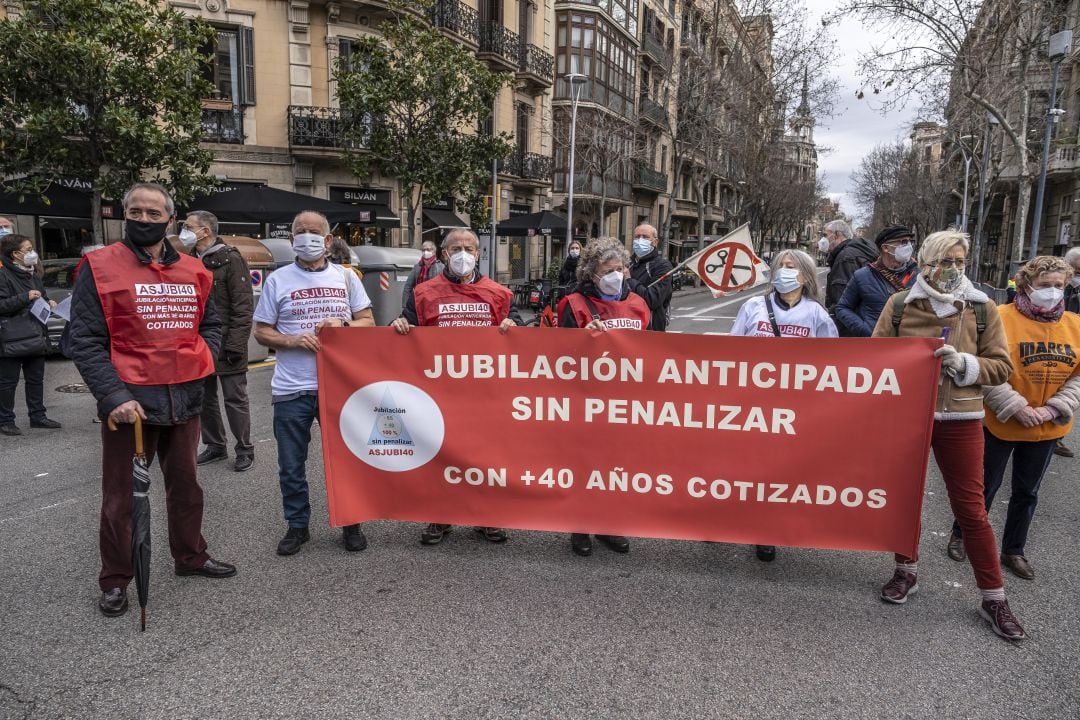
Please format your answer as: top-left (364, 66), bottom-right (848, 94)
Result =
top-left (0, 355), bottom-right (47, 425)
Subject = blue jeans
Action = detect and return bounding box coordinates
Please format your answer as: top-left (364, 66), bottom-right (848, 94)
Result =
top-left (273, 395), bottom-right (319, 528)
top-left (952, 428), bottom-right (1057, 556)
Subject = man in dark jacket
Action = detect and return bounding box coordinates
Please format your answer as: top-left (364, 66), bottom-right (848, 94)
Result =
top-left (833, 224), bottom-right (918, 336)
top-left (182, 211), bottom-right (255, 472)
top-left (626, 223), bottom-right (673, 331)
top-left (1056, 246), bottom-right (1080, 458)
top-left (822, 219), bottom-right (878, 316)
top-left (69, 182), bottom-right (236, 619)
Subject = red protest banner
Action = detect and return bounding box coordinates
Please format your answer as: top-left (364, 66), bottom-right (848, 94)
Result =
top-left (317, 328), bottom-right (940, 557)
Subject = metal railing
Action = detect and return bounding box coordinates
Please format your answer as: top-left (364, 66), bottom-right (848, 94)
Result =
top-left (429, 0), bottom-right (479, 44)
top-left (638, 94), bottom-right (668, 128)
top-left (519, 43), bottom-right (554, 83)
top-left (287, 106), bottom-right (367, 149)
top-left (479, 21), bottom-right (521, 66)
top-left (201, 107), bottom-right (244, 144)
top-left (633, 162), bottom-right (668, 192)
top-left (501, 151), bottom-right (552, 181)
top-left (641, 32), bottom-right (669, 66)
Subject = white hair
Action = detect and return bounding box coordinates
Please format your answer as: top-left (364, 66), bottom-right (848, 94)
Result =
top-left (917, 229), bottom-right (969, 267)
top-left (771, 249), bottom-right (823, 304)
top-left (824, 220), bottom-right (852, 240)
top-left (291, 211), bottom-right (330, 235)
top-left (1064, 246), bottom-right (1080, 269)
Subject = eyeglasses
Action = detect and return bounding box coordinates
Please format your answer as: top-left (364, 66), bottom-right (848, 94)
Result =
top-left (932, 258), bottom-right (966, 268)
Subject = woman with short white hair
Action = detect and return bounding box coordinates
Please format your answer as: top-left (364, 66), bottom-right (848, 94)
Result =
top-left (730, 248), bottom-right (837, 562)
top-left (872, 229), bottom-right (1024, 641)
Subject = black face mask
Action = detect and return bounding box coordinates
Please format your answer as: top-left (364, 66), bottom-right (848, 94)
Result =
top-left (125, 219), bottom-right (170, 247)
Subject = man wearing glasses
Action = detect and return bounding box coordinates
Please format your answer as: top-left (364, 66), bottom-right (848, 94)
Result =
top-left (819, 219), bottom-right (878, 333)
top-left (69, 182), bottom-right (237, 619)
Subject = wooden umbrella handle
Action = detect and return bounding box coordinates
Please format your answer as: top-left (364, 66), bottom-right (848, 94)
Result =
top-left (106, 414), bottom-right (145, 457)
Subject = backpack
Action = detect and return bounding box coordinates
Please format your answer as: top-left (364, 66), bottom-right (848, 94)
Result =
top-left (890, 289), bottom-right (987, 337)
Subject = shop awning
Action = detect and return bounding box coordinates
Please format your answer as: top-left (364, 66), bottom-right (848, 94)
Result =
top-left (352, 204), bottom-right (399, 229)
top-left (184, 186), bottom-right (367, 224)
top-left (422, 208), bottom-right (469, 233)
top-left (0, 184), bottom-right (121, 218)
top-left (493, 210), bottom-right (567, 236)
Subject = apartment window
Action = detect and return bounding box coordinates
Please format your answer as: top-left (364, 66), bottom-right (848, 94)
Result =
top-left (200, 27), bottom-right (255, 105)
top-left (556, 12), bottom-right (637, 115)
top-left (660, 145), bottom-right (667, 173)
top-left (515, 104), bottom-right (530, 153)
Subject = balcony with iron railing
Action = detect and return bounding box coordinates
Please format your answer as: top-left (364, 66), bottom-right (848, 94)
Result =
top-left (287, 106), bottom-right (368, 150)
top-left (517, 43), bottom-right (554, 90)
top-left (1049, 144), bottom-right (1079, 174)
top-left (428, 0), bottom-right (479, 45)
top-left (478, 20), bottom-right (521, 70)
top-left (201, 107), bottom-right (244, 145)
top-left (638, 94), bottom-right (668, 129)
top-left (640, 31), bottom-right (669, 67)
top-left (500, 151), bottom-right (553, 183)
top-left (633, 162), bottom-right (668, 193)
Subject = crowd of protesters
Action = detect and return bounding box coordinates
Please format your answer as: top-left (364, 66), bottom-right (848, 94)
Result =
top-left (4, 183), bottom-right (1079, 645)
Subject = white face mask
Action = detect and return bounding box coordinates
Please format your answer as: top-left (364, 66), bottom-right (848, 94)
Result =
top-left (890, 243), bottom-right (914, 264)
top-left (179, 228), bottom-right (199, 247)
top-left (449, 250), bottom-right (477, 277)
top-left (772, 267), bottom-right (801, 294)
top-left (569, 249), bottom-right (580, 258)
top-left (1029, 286), bottom-right (1064, 309)
top-left (21, 250), bottom-right (38, 268)
top-left (595, 270), bottom-right (623, 296)
top-left (292, 233), bottom-right (327, 262)
top-left (817, 237), bottom-right (830, 252)
top-left (421, 250), bottom-right (434, 260)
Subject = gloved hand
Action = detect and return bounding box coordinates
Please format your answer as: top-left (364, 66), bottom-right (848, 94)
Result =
top-left (1014, 406), bottom-right (1041, 428)
top-left (933, 344), bottom-right (964, 377)
top-left (1032, 406), bottom-right (1058, 424)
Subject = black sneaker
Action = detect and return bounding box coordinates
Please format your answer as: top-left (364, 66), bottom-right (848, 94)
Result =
top-left (0, 423), bottom-right (21, 436)
top-left (420, 523), bottom-right (451, 545)
top-left (570, 533), bottom-right (593, 557)
top-left (233, 455), bottom-right (254, 472)
top-left (276, 527), bottom-right (310, 556)
top-left (598, 535), bottom-right (630, 553)
top-left (197, 448), bottom-right (228, 465)
top-left (29, 418), bottom-right (61, 429)
top-left (342, 524), bottom-right (367, 552)
top-left (755, 545), bottom-right (776, 562)
top-left (473, 526), bottom-right (508, 544)
top-left (98, 588), bottom-right (128, 617)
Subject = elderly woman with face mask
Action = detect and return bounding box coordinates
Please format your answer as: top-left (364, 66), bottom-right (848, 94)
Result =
top-left (0, 234), bottom-right (60, 435)
top-left (402, 239), bottom-right (444, 311)
top-left (730, 249), bottom-right (837, 562)
top-left (872, 230), bottom-right (1024, 641)
top-left (556, 236), bottom-right (650, 557)
top-left (944, 256), bottom-right (1080, 582)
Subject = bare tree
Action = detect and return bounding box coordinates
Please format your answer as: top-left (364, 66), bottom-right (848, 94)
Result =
top-left (828, 0), bottom-right (1062, 271)
top-left (850, 139), bottom-right (953, 239)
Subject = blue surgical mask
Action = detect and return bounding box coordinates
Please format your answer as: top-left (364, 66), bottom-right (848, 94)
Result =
top-left (632, 238), bottom-right (652, 257)
top-left (178, 228), bottom-right (199, 247)
top-left (0, 226), bottom-right (11, 237)
top-left (772, 267), bottom-right (801, 294)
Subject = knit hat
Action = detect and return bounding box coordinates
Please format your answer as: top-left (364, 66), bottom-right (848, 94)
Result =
top-left (874, 224), bottom-right (914, 248)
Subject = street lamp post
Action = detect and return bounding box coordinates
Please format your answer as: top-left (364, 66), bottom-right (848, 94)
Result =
top-left (1029, 29), bottom-right (1073, 261)
top-left (565, 73), bottom-right (587, 247)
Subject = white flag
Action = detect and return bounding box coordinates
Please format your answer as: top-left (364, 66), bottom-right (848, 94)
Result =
top-left (684, 225), bottom-right (769, 298)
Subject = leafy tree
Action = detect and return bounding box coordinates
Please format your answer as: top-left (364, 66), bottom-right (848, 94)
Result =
top-left (334, 2), bottom-right (515, 247)
top-left (0, 0), bottom-right (217, 244)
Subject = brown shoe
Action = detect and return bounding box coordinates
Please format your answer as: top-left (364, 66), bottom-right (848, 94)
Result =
top-left (1053, 439), bottom-right (1074, 458)
top-left (947, 532), bottom-right (966, 562)
top-left (1001, 553), bottom-right (1034, 581)
top-left (880, 569), bottom-right (918, 604)
top-left (979, 599), bottom-right (1026, 640)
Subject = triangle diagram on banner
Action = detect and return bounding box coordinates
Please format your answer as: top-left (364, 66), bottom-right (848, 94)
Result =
top-left (367, 387), bottom-right (415, 446)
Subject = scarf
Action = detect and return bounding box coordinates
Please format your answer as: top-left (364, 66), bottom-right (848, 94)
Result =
top-left (1014, 291), bottom-right (1065, 323)
top-left (869, 259), bottom-right (915, 292)
top-left (910, 273), bottom-right (988, 319)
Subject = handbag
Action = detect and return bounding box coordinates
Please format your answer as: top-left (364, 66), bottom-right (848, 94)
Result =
top-left (0, 312), bottom-right (49, 357)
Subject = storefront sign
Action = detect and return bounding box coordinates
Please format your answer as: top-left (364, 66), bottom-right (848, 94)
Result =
top-left (329, 186), bottom-right (392, 206)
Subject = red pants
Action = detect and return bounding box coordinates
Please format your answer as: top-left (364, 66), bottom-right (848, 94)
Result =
top-left (896, 419), bottom-right (1004, 590)
top-left (99, 419), bottom-right (209, 592)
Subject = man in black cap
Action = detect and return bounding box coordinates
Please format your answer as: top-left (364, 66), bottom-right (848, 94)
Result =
top-left (833, 224), bottom-right (918, 337)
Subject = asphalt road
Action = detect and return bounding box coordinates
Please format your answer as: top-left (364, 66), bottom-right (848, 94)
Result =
top-left (2, 288), bottom-right (1078, 719)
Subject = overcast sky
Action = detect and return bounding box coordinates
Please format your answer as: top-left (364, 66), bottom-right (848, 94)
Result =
top-left (802, 0), bottom-right (921, 224)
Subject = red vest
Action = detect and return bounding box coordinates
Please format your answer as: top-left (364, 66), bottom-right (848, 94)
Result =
top-left (85, 243), bottom-right (215, 386)
top-left (559, 292), bottom-right (651, 330)
top-left (413, 275), bottom-right (513, 327)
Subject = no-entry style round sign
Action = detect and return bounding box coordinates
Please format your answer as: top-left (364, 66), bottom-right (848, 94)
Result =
top-left (695, 240), bottom-right (764, 293)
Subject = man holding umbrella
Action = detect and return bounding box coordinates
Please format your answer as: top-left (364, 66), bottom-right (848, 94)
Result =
top-left (69, 182), bottom-right (237, 618)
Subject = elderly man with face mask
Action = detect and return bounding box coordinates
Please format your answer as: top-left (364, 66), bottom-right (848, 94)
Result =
top-left (834, 224), bottom-right (919, 337)
top-left (625, 223), bottom-right (674, 331)
top-left (254, 210), bottom-right (376, 557)
top-left (393, 228), bottom-right (522, 545)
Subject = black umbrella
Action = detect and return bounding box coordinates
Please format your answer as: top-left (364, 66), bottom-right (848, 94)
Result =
top-left (108, 415), bottom-right (151, 631)
top-left (183, 186), bottom-right (368, 225)
top-left (492, 210), bottom-right (567, 236)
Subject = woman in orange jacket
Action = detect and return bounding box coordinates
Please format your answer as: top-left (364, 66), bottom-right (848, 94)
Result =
top-left (947, 256), bottom-right (1080, 581)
